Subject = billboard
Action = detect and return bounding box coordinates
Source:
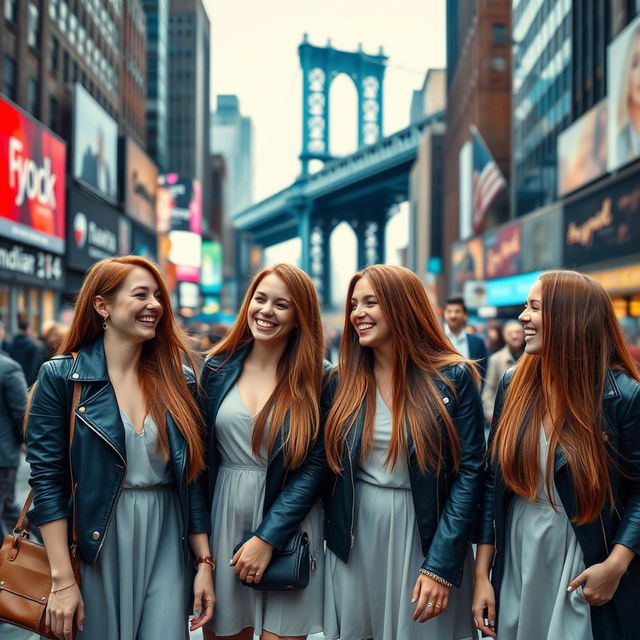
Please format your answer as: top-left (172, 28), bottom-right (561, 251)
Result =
top-left (564, 171), bottom-right (640, 268)
top-left (201, 241), bottom-right (223, 295)
top-left (521, 207), bottom-right (563, 273)
top-left (67, 185), bottom-right (121, 271)
top-left (157, 174), bottom-right (202, 283)
top-left (124, 138), bottom-right (158, 230)
top-left (486, 271), bottom-right (543, 307)
top-left (484, 222), bottom-right (523, 280)
top-left (72, 84), bottom-right (118, 202)
top-left (557, 100), bottom-right (608, 196)
top-left (608, 15), bottom-right (640, 172)
top-left (0, 96), bottom-right (66, 254)
top-left (450, 237), bottom-right (484, 294)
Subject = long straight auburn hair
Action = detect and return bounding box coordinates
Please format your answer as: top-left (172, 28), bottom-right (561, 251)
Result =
top-left (208, 263), bottom-right (324, 469)
top-left (492, 270), bottom-right (640, 524)
top-left (324, 265), bottom-right (478, 474)
top-left (57, 256), bottom-right (205, 481)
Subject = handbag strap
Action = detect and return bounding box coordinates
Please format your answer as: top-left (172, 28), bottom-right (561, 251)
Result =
top-left (14, 354), bottom-right (81, 549)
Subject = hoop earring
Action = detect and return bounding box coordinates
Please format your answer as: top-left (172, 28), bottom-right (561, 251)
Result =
top-left (102, 315), bottom-right (109, 330)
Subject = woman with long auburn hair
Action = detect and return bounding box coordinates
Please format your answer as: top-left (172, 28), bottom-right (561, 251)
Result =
top-left (323, 264), bottom-right (484, 640)
top-left (26, 256), bottom-right (214, 640)
top-left (473, 270), bottom-right (640, 640)
top-left (200, 263), bottom-right (326, 640)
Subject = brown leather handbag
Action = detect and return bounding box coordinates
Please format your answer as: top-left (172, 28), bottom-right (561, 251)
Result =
top-left (0, 379), bottom-right (82, 638)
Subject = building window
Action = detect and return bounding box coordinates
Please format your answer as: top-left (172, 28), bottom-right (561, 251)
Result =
top-left (49, 0), bottom-right (58, 20)
top-left (72, 60), bottom-right (78, 83)
top-left (492, 23), bottom-right (507, 46)
top-left (49, 95), bottom-right (58, 131)
top-left (59, 0), bottom-right (68, 32)
top-left (27, 2), bottom-right (40, 48)
top-left (491, 55), bottom-right (507, 72)
top-left (50, 35), bottom-right (59, 74)
top-left (2, 55), bottom-right (16, 99)
top-left (27, 77), bottom-right (40, 119)
top-left (4, 0), bottom-right (18, 22)
top-left (63, 50), bottom-right (70, 83)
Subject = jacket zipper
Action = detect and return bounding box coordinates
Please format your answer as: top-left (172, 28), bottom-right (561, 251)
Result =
top-left (77, 413), bottom-right (126, 558)
top-left (346, 445), bottom-right (355, 549)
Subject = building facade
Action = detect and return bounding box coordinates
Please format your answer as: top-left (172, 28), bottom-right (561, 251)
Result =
top-left (167, 0), bottom-right (210, 205)
top-left (444, 0), bottom-right (512, 293)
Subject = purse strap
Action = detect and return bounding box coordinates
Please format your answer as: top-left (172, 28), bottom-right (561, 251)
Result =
top-left (14, 353), bottom-right (81, 553)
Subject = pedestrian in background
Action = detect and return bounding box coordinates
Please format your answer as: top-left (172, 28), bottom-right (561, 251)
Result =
top-left (484, 320), bottom-right (505, 355)
top-left (26, 256), bottom-right (214, 640)
top-left (443, 296), bottom-right (488, 386)
top-left (481, 319), bottom-right (525, 423)
top-left (323, 265), bottom-right (483, 640)
top-left (200, 263), bottom-right (327, 640)
top-left (473, 270), bottom-right (640, 640)
top-left (8, 317), bottom-right (40, 386)
top-left (0, 348), bottom-right (27, 537)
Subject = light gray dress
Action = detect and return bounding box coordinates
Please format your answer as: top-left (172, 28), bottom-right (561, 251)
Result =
top-left (77, 412), bottom-right (188, 640)
top-left (498, 426), bottom-right (593, 640)
top-left (324, 391), bottom-right (475, 640)
top-left (207, 384), bottom-right (324, 637)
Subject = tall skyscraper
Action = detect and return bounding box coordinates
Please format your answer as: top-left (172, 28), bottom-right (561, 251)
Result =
top-left (167, 0), bottom-right (210, 198)
top-left (211, 94), bottom-right (254, 308)
top-left (142, 0), bottom-right (169, 169)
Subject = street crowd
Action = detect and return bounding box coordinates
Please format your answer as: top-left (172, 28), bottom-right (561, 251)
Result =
top-left (1, 257), bottom-right (639, 640)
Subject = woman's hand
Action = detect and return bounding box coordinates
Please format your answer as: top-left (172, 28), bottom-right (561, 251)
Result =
top-left (190, 564), bottom-right (215, 631)
top-left (411, 573), bottom-right (450, 622)
top-left (230, 535), bottom-right (273, 584)
top-left (46, 582), bottom-right (84, 640)
top-left (471, 575), bottom-right (497, 637)
top-left (568, 559), bottom-right (626, 606)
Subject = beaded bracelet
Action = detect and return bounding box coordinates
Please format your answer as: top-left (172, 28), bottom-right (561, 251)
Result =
top-left (419, 569), bottom-right (453, 588)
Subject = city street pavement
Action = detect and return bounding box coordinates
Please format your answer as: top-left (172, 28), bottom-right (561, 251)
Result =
top-left (8, 456), bottom-right (325, 640)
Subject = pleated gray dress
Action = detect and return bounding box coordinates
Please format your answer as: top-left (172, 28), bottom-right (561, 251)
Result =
top-left (77, 412), bottom-right (188, 640)
top-left (206, 384), bottom-right (324, 637)
top-left (498, 427), bottom-right (593, 640)
top-left (324, 391), bottom-right (475, 640)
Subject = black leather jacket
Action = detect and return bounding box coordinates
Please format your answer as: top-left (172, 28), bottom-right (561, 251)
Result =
top-left (26, 338), bottom-right (210, 565)
top-left (477, 368), bottom-right (640, 640)
top-left (199, 347), bottom-right (329, 551)
top-left (324, 363), bottom-right (485, 587)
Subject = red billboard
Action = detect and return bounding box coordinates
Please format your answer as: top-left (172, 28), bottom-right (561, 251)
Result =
top-left (0, 96), bottom-right (66, 254)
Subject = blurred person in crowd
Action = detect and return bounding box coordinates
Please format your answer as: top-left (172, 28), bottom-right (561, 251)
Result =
top-left (473, 271), bottom-right (640, 639)
top-left (0, 349), bottom-right (27, 537)
top-left (25, 256), bottom-right (213, 639)
top-left (0, 321), bottom-right (11, 353)
top-left (323, 265), bottom-right (482, 640)
top-left (35, 321), bottom-right (68, 373)
top-left (443, 296), bottom-right (488, 386)
top-left (485, 320), bottom-right (506, 355)
top-left (200, 263), bottom-right (327, 640)
top-left (614, 22), bottom-right (640, 166)
top-left (8, 317), bottom-right (40, 386)
top-left (482, 320), bottom-right (525, 423)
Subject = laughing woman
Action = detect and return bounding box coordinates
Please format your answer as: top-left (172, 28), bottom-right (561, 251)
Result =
top-left (201, 263), bottom-right (326, 640)
top-left (473, 270), bottom-right (640, 640)
top-left (26, 256), bottom-right (213, 640)
top-left (323, 265), bottom-right (484, 640)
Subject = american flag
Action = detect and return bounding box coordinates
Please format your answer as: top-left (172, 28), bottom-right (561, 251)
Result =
top-left (471, 125), bottom-right (507, 234)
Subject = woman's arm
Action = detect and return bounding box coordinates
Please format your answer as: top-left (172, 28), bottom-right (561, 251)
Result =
top-left (40, 519), bottom-right (84, 640)
top-left (188, 532), bottom-right (215, 631)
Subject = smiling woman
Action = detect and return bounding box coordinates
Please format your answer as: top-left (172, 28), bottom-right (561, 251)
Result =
top-left (199, 263), bottom-right (328, 640)
top-left (25, 255), bottom-right (214, 640)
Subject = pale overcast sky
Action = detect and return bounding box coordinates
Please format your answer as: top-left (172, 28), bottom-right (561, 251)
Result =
top-left (204, 0), bottom-right (447, 201)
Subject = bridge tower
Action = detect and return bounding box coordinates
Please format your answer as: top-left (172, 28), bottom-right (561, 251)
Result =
top-left (298, 35), bottom-right (387, 175)
top-left (297, 36), bottom-right (388, 306)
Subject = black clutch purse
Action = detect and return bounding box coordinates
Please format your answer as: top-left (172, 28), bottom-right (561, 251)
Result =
top-left (232, 531), bottom-right (310, 590)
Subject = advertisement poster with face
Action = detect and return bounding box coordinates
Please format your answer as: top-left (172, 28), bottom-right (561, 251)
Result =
top-left (72, 84), bottom-right (118, 202)
top-left (124, 138), bottom-right (158, 230)
top-left (0, 96), bottom-right (66, 253)
top-left (450, 237), bottom-right (484, 294)
top-left (157, 174), bottom-right (202, 283)
top-left (608, 15), bottom-right (640, 171)
top-left (558, 100), bottom-right (608, 196)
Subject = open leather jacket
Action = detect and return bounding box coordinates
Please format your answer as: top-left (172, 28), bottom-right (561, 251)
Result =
top-left (477, 368), bottom-right (640, 640)
top-left (324, 363), bottom-right (485, 587)
top-left (26, 338), bottom-right (210, 565)
top-left (199, 346), bottom-right (330, 551)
